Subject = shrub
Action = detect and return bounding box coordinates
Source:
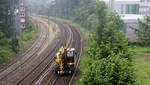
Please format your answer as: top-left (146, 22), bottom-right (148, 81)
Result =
top-left (79, 53), bottom-right (135, 85)
top-left (0, 50), bottom-right (12, 64)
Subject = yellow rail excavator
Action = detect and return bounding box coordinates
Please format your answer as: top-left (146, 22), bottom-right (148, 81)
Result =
top-left (54, 46), bottom-right (76, 75)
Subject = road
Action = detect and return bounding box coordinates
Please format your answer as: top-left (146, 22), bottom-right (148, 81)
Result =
top-left (0, 16), bottom-right (84, 85)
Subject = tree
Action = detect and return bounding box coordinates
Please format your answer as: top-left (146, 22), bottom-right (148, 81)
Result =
top-left (95, 1), bottom-right (107, 43)
top-left (0, 0), bottom-right (20, 64)
top-left (134, 16), bottom-right (150, 46)
top-left (73, 0), bottom-right (97, 29)
top-left (28, 0), bottom-right (97, 30)
top-left (79, 53), bottom-right (135, 85)
top-left (78, 1), bottom-right (135, 85)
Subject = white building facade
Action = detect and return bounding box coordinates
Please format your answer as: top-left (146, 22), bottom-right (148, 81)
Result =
top-left (102, 0), bottom-right (147, 41)
top-left (102, 0), bottom-right (140, 14)
top-left (139, 0), bottom-right (150, 15)
top-left (103, 0), bottom-right (150, 15)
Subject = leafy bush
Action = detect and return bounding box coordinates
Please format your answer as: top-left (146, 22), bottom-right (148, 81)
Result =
top-left (0, 38), bottom-right (11, 46)
top-left (79, 53), bottom-right (135, 85)
top-left (0, 50), bottom-right (12, 64)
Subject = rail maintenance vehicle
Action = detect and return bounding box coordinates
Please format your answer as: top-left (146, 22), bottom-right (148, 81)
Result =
top-left (54, 46), bottom-right (76, 75)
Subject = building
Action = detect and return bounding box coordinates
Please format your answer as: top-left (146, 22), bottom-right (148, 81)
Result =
top-left (102, 0), bottom-right (146, 41)
top-left (102, 0), bottom-right (140, 14)
top-left (121, 14), bottom-right (144, 41)
top-left (139, 0), bottom-right (150, 15)
top-left (102, 0), bottom-right (150, 15)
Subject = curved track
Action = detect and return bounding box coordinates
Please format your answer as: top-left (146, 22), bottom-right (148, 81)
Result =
top-left (0, 17), bottom-right (57, 85)
top-left (0, 17), bottom-right (84, 85)
top-left (50, 22), bottom-right (83, 85)
top-left (32, 18), bottom-right (84, 85)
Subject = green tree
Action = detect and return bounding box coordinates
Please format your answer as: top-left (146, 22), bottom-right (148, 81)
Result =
top-left (28, 0), bottom-right (97, 30)
top-left (78, 1), bottom-right (135, 85)
top-left (79, 53), bottom-right (135, 85)
top-left (73, 0), bottom-right (97, 29)
top-left (0, 0), bottom-right (20, 64)
top-left (79, 35), bottom-right (134, 85)
top-left (134, 16), bottom-right (150, 46)
top-left (95, 1), bottom-right (107, 43)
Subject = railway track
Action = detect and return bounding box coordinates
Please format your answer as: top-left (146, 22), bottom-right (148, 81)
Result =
top-left (0, 19), bottom-right (41, 73)
top-left (0, 17), bottom-right (58, 85)
top-left (0, 16), bottom-right (83, 85)
top-left (49, 22), bottom-right (83, 85)
top-left (0, 20), bottom-right (47, 79)
top-left (31, 18), bottom-right (84, 85)
top-left (15, 18), bottom-right (72, 85)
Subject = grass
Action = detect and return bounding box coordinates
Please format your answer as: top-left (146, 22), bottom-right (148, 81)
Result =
top-left (133, 46), bottom-right (150, 85)
top-left (133, 47), bottom-right (150, 57)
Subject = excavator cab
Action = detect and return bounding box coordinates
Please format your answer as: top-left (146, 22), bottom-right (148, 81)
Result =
top-left (54, 46), bottom-right (76, 75)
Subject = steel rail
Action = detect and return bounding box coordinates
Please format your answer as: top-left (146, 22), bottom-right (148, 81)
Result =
top-left (15, 18), bottom-right (73, 85)
top-left (0, 18), bottom-right (51, 85)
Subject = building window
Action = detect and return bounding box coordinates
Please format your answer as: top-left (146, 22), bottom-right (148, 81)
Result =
top-left (126, 4), bottom-right (139, 14)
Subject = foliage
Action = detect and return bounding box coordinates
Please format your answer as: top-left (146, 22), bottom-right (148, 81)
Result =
top-left (78, 1), bottom-right (135, 85)
top-left (0, 20), bottom-right (37, 64)
top-left (72, 0), bottom-right (97, 29)
top-left (18, 21), bottom-right (38, 52)
top-left (96, 11), bottom-right (125, 44)
top-left (134, 16), bottom-right (150, 46)
top-left (79, 53), bottom-right (135, 85)
top-left (28, 0), bottom-right (97, 30)
top-left (0, 50), bottom-right (14, 65)
top-left (28, 0), bottom-right (49, 15)
top-left (0, 38), bottom-right (11, 46)
top-left (0, 0), bottom-right (19, 37)
top-left (10, 38), bottom-right (19, 53)
top-left (0, 0), bottom-right (20, 64)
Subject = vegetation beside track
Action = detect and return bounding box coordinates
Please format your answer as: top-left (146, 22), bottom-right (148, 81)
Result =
top-left (77, 2), bottom-right (136, 85)
top-left (0, 21), bottom-right (39, 65)
top-left (0, 42), bottom-right (16, 65)
top-left (0, 0), bottom-right (20, 65)
top-left (18, 20), bottom-right (39, 52)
